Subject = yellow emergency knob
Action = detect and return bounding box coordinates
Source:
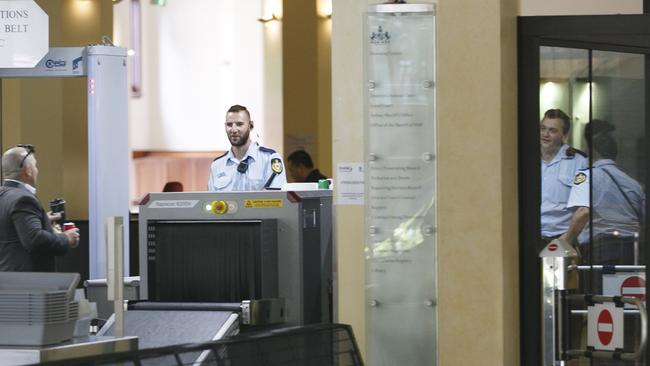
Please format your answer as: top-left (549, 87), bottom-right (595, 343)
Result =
top-left (211, 200), bottom-right (228, 215)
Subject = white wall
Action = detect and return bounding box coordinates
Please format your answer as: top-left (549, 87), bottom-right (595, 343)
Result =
top-left (114, 0), bottom-right (267, 152)
top-left (112, 0), bottom-right (644, 152)
top-left (519, 0), bottom-right (642, 15)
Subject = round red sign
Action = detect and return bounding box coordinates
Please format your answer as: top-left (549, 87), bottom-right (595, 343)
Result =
top-left (548, 243), bottom-right (558, 251)
top-left (621, 276), bottom-right (646, 301)
top-left (597, 309), bottom-right (614, 346)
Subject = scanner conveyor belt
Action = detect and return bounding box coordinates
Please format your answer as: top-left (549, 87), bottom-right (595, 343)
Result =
top-left (128, 301), bottom-right (242, 312)
top-left (98, 310), bottom-right (239, 350)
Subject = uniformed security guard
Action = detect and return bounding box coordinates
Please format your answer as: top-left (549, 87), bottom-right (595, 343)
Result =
top-left (540, 109), bottom-right (587, 249)
top-left (208, 105), bottom-right (287, 191)
top-left (564, 120), bottom-right (644, 264)
top-left (563, 121), bottom-right (644, 364)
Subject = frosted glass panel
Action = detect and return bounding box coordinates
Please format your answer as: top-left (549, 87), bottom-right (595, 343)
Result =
top-left (365, 5), bottom-right (436, 366)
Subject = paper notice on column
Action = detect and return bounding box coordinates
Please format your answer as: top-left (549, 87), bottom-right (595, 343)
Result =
top-left (336, 162), bottom-right (364, 205)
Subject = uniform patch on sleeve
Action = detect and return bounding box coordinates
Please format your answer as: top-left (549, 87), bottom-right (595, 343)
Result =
top-left (574, 172), bottom-right (587, 185)
top-left (271, 158), bottom-right (283, 174)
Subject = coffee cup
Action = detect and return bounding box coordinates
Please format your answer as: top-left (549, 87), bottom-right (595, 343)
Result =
top-left (63, 222), bottom-right (76, 231)
top-left (318, 179), bottom-right (331, 189)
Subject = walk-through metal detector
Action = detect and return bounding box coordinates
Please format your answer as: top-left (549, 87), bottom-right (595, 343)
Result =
top-left (0, 46), bottom-right (130, 279)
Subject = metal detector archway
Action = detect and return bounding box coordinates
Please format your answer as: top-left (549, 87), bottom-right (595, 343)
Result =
top-left (0, 46), bottom-right (129, 279)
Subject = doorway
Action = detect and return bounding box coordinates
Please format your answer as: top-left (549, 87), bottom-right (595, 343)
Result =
top-left (519, 15), bottom-right (650, 366)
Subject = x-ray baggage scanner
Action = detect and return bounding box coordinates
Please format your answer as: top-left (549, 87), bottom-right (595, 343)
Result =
top-left (0, 46), bottom-right (129, 280)
top-left (138, 190), bottom-right (333, 326)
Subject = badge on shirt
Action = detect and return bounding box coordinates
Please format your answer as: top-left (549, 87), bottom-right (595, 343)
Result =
top-left (574, 172), bottom-right (587, 185)
top-left (271, 158), bottom-right (283, 174)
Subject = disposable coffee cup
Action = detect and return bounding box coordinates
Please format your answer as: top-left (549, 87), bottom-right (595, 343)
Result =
top-left (318, 179), bottom-right (330, 189)
top-left (63, 222), bottom-right (76, 231)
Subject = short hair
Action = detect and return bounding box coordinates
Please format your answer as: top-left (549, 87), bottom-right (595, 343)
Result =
top-left (586, 119), bottom-right (618, 160)
top-left (2, 146), bottom-right (31, 179)
top-left (287, 150), bottom-right (314, 169)
top-left (227, 104), bottom-right (251, 121)
top-left (162, 181), bottom-right (184, 192)
top-left (542, 109), bottom-right (571, 135)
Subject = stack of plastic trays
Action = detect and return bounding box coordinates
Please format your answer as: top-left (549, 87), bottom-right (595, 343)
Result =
top-left (0, 272), bottom-right (80, 346)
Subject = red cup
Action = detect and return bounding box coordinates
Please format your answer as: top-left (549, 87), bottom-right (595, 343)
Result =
top-left (63, 222), bottom-right (76, 231)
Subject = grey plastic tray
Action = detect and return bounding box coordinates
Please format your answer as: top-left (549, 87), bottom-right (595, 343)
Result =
top-left (0, 319), bottom-right (77, 346)
top-left (0, 273), bottom-right (80, 346)
top-left (0, 272), bottom-right (79, 302)
top-left (0, 302), bottom-right (78, 323)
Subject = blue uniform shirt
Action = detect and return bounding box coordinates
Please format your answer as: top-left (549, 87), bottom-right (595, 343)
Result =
top-left (567, 159), bottom-right (645, 243)
top-left (208, 143), bottom-right (287, 191)
top-left (541, 144), bottom-right (587, 237)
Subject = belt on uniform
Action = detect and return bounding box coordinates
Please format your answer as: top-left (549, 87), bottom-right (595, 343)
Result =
top-left (541, 235), bottom-right (560, 242)
top-left (592, 234), bottom-right (636, 243)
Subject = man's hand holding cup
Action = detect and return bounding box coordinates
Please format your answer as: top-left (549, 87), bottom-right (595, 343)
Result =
top-left (63, 222), bottom-right (80, 248)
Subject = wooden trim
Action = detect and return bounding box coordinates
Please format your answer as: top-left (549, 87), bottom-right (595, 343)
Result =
top-left (132, 151), bottom-right (224, 159)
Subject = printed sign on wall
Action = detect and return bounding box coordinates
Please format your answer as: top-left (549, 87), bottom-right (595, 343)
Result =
top-left (0, 0), bottom-right (48, 68)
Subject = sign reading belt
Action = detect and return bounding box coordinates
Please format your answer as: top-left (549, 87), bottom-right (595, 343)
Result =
top-left (0, 0), bottom-right (48, 68)
top-left (244, 199), bottom-right (283, 208)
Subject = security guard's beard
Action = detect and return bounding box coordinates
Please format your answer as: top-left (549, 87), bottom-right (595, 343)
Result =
top-left (229, 129), bottom-right (250, 147)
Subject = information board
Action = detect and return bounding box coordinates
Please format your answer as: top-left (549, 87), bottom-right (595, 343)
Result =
top-left (364, 3), bottom-right (437, 366)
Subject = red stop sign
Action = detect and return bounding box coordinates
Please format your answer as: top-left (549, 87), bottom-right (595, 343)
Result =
top-left (597, 309), bottom-right (614, 346)
top-left (621, 276), bottom-right (646, 302)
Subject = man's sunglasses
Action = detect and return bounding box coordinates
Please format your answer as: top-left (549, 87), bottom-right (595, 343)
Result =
top-left (17, 144), bottom-right (35, 168)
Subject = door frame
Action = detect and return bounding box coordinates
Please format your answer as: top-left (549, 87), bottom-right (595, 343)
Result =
top-left (518, 14), bottom-right (650, 366)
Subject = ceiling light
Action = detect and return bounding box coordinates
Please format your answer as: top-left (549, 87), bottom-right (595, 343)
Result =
top-left (258, 13), bottom-right (280, 23)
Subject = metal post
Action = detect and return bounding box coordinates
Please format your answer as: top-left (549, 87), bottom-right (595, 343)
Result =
top-left (87, 46), bottom-right (129, 280)
top-left (540, 239), bottom-right (579, 366)
top-left (634, 232), bottom-right (640, 265)
top-left (106, 216), bottom-right (125, 337)
top-left (0, 79), bottom-right (3, 183)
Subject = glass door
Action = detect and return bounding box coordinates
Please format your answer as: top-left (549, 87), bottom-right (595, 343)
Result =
top-left (518, 14), bottom-right (650, 366)
top-left (541, 46), bottom-right (646, 365)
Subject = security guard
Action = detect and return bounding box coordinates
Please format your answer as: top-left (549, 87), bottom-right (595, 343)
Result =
top-left (564, 120), bottom-right (644, 264)
top-left (563, 121), bottom-right (644, 364)
top-left (208, 105), bottom-right (287, 191)
top-left (540, 109), bottom-right (587, 248)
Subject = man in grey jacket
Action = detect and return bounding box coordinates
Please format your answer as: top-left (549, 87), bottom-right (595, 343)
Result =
top-left (0, 145), bottom-right (79, 272)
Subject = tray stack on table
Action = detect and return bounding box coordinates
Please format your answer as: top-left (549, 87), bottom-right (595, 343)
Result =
top-left (0, 272), bottom-right (80, 346)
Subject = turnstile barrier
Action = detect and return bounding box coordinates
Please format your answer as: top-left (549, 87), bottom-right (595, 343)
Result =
top-left (541, 239), bottom-right (648, 364)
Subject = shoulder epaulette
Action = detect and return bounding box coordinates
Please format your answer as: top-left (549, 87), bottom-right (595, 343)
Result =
top-left (259, 146), bottom-right (277, 154)
top-left (212, 151), bottom-right (228, 162)
top-left (566, 147), bottom-right (587, 158)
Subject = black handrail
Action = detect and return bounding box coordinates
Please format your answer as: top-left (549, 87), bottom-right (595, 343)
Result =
top-left (38, 323), bottom-right (364, 366)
